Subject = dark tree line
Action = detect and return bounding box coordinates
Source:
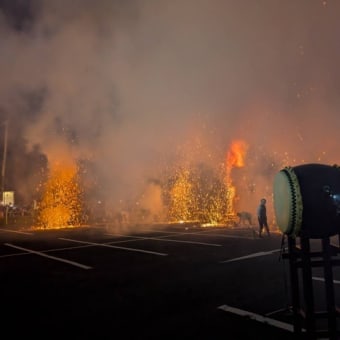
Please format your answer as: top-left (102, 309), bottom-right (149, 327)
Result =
top-left (0, 121), bottom-right (48, 206)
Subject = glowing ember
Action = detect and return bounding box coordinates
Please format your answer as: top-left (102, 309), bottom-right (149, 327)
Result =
top-left (162, 139), bottom-right (249, 226)
top-left (36, 163), bottom-right (83, 229)
top-left (168, 169), bottom-right (194, 222)
top-left (166, 161), bottom-right (228, 225)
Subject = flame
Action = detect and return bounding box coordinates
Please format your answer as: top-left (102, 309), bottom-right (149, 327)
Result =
top-left (164, 139), bottom-right (249, 226)
top-left (226, 139), bottom-right (248, 177)
top-left (36, 162), bottom-right (83, 229)
top-left (225, 140), bottom-right (248, 219)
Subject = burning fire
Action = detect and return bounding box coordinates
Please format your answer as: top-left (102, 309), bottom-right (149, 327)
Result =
top-left (32, 138), bottom-right (248, 229)
top-left (226, 140), bottom-right (248, 171)
top-left (225, 139), bottom-right (248, 220)
top-left (36, 162), bottom-right (83, 229)
top-left (165, 139), bottom-right (248, 225)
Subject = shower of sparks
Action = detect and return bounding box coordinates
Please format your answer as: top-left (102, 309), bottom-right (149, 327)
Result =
top-left (163, 139), bottom-right (248, 226)
top-left (168, 168), bottom-right (194, 222)
top-left (35, 162), bottom-right (83, 229)
top-left (27, 136), bottom-right (314, 229)
top-left (166, 164), bottom-right (228, 224)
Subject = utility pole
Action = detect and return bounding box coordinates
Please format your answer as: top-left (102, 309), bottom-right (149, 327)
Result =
top-left (1, 119), bottom-right (8, 203)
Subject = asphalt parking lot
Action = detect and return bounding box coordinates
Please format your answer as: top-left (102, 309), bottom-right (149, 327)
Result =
top-left (0, 223), bottom-right (338, 339)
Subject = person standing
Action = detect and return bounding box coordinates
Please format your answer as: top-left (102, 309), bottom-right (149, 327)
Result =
top-left (257, 198), bottom-right (270, 237)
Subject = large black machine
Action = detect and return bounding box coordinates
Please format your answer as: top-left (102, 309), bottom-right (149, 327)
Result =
top-left (273, 163), bottom-right (340, 239)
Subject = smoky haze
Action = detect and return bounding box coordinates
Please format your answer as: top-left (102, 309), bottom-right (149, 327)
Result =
top-left (0, 0), bottom-right (339, 223)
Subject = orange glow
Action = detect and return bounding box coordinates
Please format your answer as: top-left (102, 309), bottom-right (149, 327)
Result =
top-left (226, 140), bottom-right (248, 176)
top-left (168, 169), bottom-right (193, 222)
top-left (36, 162), bottom-right (83, 229)
top-left (225, 139), bottom-right (248, 220)
top-left (166, 163), bottom-right (228, 224)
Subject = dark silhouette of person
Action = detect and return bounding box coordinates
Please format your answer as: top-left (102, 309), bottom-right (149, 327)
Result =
top-left (257, 198), bottom-right (270, 237)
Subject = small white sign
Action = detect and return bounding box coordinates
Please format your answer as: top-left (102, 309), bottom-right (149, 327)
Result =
top-left (3, 191), bottom-right (14, 206)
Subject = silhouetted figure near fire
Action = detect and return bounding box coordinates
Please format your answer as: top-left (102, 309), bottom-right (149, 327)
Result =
top-left (236, 211), bottom-right (252, 226)
top-left (257, 198), bottom-right (270, 237)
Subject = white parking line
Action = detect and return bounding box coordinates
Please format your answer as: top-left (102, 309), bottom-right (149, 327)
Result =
top-left (312, 276), bottom-right (340, 284)
top-left (143, 229), bottom-right (254, 239)
top-left (4, 243), bottom-right (92, 270)
top-left (192, 232), bottom-right (254, 239)
top-left (59, 238), bottom-right (168, 256)
top-left (0, 228), bottom-right (34, 235)
top-left (105, 233), bottom-right (221, 247)
top-left (0, 243), bottom-right (95, 258)
top-left (142, 230), bottom-right (187, 235)
top-left (218, 304), bottom-right (296, 332)
top-left (265, 307), bottom-right (292, 316)
top-left (220, 249), bottom-right (281, 263)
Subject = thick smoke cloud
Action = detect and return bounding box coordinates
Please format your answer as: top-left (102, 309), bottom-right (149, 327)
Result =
top-left (0, 0), bottom-right (339, 222)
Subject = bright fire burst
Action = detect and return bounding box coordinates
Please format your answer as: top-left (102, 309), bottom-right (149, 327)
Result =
top-left (32, 138), bottom-right (249, 229)
top-left (36, 163), bottom-right (83, 229)
top-left (165, 139), bottom-right (248, 226)
top-left (225, 139), bottom-right (248, 220)
top-left (168, 169), bottom-right (193, 221)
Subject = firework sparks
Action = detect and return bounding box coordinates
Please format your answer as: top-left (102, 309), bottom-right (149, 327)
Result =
top-left (168, 168), bottom-right (194, 222)
top-left (36, 162), bottom-right (83, 229)
top-left (163, 139), bottom-right (249, 226)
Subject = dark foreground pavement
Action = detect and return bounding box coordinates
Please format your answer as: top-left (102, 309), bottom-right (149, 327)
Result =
top-left (0, 223), bottom-right (334, 339)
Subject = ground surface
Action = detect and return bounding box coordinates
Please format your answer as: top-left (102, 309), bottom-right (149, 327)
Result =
top-left (0, 223), bottom-right (338, 339)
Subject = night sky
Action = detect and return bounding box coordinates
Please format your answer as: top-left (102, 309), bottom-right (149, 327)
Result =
top-left (0, 0), bottom-right (339, 221)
